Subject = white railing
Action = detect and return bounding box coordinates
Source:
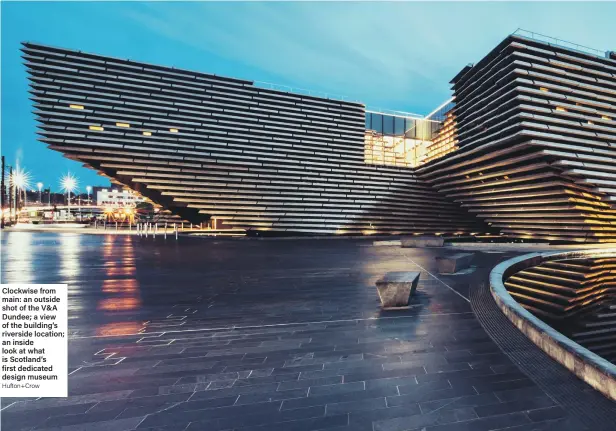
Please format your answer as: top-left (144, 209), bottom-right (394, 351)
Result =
top-left (254, 81), bottom-right (451, 122)
top-left (253, 80), bottom-right (359, 102)
top-left (513, 28), bottom-right (606, 58)
top-left (365, 108), bottom-right (442, 122)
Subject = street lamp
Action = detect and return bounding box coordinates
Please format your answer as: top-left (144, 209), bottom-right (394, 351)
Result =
top-left (12, 166), bottom-right (31, 213)
top-left (37, 182), bottom-right (43, 204)
top-left (60, 173), bottom-right (78, 219)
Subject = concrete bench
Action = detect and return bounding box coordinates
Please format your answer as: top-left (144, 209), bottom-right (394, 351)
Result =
top-left (436, 253), bottom-right (474, 274)
top-left (401, 236), bottom-right (444, 248)
top-left (375, 271), bottom-right (420, 308)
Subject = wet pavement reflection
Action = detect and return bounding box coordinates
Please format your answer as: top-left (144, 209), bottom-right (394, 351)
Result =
top-left (1, 231), bottom-right (591, 431)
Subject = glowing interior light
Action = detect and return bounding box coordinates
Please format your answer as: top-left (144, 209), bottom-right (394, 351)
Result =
top-left (539, 87), bottom-right (549, 92)
top-left (116, 122), bottom-right (130, 128)
top-left (69, 104), bottom-right (84, 110)
top-left (89, 125), bottom-right (104, 131)
top-left (556, 107), bottom-right (567, 112)
top-left (143, 131), bottom-right (152, 136)
top-left (169, 128), bottom-right (179, 133)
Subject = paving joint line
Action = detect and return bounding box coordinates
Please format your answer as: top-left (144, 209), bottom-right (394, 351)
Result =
top-left (69, 311), bottom-right (473, 340)
top-left (403, 254), bottom-right (470, 303)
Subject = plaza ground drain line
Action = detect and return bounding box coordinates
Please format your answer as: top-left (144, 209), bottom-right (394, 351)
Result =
top-left (69, 311), bottom-right (473, 339)
top-left (403, 255), bottom-right (470, 303)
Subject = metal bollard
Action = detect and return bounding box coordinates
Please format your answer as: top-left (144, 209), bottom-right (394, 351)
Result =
top-left (175, 223), bottom-right (178, 240)
top-left (164, 222), bottom-right (167, 239)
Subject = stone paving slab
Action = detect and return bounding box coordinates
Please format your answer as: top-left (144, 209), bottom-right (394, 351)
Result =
top-left (1, 232), bottom-right (613, 430)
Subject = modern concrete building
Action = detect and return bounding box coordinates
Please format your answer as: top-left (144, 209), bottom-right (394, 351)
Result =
top-left (418, 31), bottom-right (616, 243)
top-left (22, 30), bottom-right (616, 241)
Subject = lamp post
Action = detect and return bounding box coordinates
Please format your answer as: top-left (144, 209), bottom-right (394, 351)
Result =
top-left (12, 166), bottom-right (31, 220)
top-left (7, 166), bottom-right (13, 224)
top-left (37, 182), bottom-right (43, 204)
top-left (60, 173), bottom-right (77, 220)
top-left (0, 156), bottom-right (4, 229)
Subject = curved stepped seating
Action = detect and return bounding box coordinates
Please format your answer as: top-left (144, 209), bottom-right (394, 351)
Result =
top-left (572, 305), bottom-right (616, 363)
top-left (505, 256), bottom-right (616, 363)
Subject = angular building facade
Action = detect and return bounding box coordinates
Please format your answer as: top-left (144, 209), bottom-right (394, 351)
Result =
top-left (417, 33), bottom-right (616, 242)
top-left (22, 31), bottom-right (616, 241)
top-left (21, 42), bottom-right (483, 235)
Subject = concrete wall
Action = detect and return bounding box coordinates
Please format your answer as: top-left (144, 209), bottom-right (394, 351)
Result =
top-left (23, 43), bottom-right (482, 235)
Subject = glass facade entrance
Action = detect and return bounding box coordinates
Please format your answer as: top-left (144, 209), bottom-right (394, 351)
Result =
top-left (364, 111), bottom-right (455, 168)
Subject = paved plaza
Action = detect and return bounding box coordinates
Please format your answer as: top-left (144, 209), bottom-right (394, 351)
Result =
top-left (2, 232), bottom-right (616, 431)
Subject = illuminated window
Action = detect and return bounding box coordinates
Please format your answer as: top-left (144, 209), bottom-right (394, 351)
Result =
top-left (364, 131), bottom-right (429, 168)
top-left (116, 122), bottom-right (130, 128)
top-left (588, 121), bottom-right (594, 125)
top-left (143, 131), bottom-right (152, 136)
top-left (69, 104), bottom-right (84, 110)
top-left (170, 128), bottom-right (179, 133)
top-left (504, 175), bottom-right (510, 180)
top-left (364, 111), bottom-right (457, 168)
top-left (556, 107), bottom-right (567, 112)
top-left (89, 125), bottom-right (104, 131)
top-left (602, 115), bottom-right (612, 121)
top-left (539, 87), bottom-right (549, 92)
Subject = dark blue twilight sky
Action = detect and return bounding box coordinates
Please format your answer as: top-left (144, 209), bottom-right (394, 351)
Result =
top-left (2, 1), bottom-right (615, 190)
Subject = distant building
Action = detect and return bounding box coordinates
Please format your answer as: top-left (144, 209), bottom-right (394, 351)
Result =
top-left (95, 187), bottom-right (144, 207)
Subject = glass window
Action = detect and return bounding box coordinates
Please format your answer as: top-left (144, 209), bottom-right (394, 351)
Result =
top-left (394, 117), bottom-right (406, 135)
top-left (383, 115), bottom-right (394, 135)
top-left (364, 111), bottom-right (457, 169)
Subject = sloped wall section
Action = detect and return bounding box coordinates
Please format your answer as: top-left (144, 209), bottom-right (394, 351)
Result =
top-left (22, 43), bottom-right (482, 235)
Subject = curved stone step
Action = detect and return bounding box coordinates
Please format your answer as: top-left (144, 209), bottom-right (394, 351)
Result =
top-left (506, 276), bottom-right (577, 297)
